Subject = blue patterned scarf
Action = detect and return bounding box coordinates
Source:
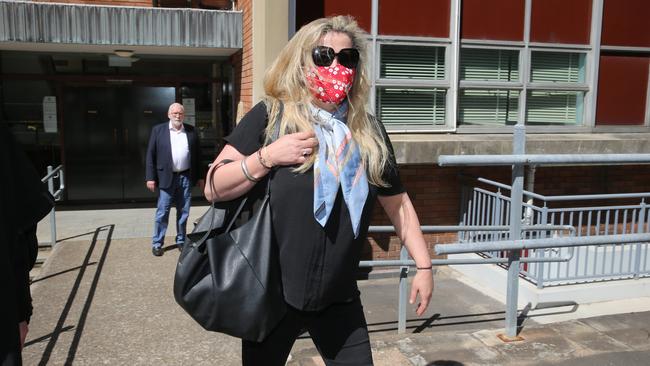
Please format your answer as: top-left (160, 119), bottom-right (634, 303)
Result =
top-left (311, 103), bottom-right (369, 238)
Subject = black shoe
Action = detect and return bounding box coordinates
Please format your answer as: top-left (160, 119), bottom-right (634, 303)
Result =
top-left (152, 246), bottom-right (164, 257)
top-left (176, 242), bottom-right (185, 252)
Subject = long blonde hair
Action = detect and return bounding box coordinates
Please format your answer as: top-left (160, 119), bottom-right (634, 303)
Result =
top-left (262, 15), bottom-right (391, 187)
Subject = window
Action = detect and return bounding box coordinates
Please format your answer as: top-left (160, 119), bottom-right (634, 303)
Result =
top-left (377, 88), bottom-right (446, 126)
top-left (458, 48), bottom-right (521, 125)
top-left (527, 51), bottom-right (587, 125)
top-left (460, 48), bottom-right (519, 82)
top-left (459, 48), bottom-right (588, 127)
top-left (376, 43), bottom-right (449, 129)
top-left (459, 89), bottom-right (519, 125)
top-left (380, 44), bottom-right (445, 80)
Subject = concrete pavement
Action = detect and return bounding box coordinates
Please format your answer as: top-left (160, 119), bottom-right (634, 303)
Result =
top-left (25, 208), bottom-right (650, 365)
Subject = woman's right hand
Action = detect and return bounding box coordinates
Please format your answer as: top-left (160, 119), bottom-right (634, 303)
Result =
top-left (266, 131), bottom-right (318, 166)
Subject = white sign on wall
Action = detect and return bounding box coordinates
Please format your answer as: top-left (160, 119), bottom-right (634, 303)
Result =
top-left (43, 96), bottom-right (57, 133)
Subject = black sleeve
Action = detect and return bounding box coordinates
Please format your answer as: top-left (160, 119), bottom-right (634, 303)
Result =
top-left (224, 101), bottom-right (269, 155)
top-left (190, 125), bottom-right (205, 181)
top-left (375, 119), bottom-right (406, 197)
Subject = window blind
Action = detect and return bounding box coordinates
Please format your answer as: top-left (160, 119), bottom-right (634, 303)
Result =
top-left (377, 88), bottom-right (446, 126)
top-left (530, 52), bottom-right (585, 83)
top-left (458, 89), bottom-right (520, 125)
top-left (526, 90), bottom-right (584, 125)
top-left (380, 44), bottom-right (445, 80)
top-left (460, 48), bottom-right (519, 82)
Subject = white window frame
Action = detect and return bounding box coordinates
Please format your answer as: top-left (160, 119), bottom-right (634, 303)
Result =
top-left (374, 40), bottom-right (452, 131)
top-left (457, 44), bottom-right (523, 127)
top-left (526, 48), bottom-right (590, 127)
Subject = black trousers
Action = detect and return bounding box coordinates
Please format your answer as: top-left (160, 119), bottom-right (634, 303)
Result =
top-left (242, 298), bottom-right (373, 366)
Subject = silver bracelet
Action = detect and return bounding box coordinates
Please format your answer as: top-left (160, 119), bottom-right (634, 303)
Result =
top-left (241, 157), bottom-right (260, 182)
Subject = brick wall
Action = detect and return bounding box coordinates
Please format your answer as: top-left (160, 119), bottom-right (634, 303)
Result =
top-left (231, 0), bottom-right (253, 121)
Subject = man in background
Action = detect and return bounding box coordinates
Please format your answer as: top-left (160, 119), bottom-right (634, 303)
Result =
top-left (145, 103), bottom-right (204, 257)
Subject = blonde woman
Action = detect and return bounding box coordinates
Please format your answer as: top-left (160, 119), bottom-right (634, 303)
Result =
top-left (205, 15), bottom-right (433, 366)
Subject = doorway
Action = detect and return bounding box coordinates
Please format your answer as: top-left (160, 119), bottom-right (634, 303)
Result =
top-left (63, 86), bottom-right (175, 202)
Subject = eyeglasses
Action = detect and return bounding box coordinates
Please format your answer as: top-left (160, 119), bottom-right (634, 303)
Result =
top-left (311, 46), bottom-right (360, 69)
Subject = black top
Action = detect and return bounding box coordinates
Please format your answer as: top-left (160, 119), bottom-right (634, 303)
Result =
top-left (225, 102), bottom-right (405, 311)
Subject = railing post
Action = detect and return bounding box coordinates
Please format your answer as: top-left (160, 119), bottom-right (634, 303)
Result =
top-left (398, 245), bottom-right (409, 334)
top-left (47, 165), bottom-right (57, 247)
top-left (492, 190), bottom-right (501, 244)
top-left (536, 205), bottom-right (548, 289)
top-left (459, 181), bottom-right (469, 242)
top-left (504, 125), bottom-right (525, 338)
top-left (633, 201), bottom-right (646, 279)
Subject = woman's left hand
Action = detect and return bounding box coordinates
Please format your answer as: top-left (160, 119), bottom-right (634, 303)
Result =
top-left (410, 270), bottom-right (434, 316)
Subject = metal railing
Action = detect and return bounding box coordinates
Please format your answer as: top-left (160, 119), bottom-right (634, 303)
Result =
top-left (362, 224), bottom-right (650, 336)
top-left (362, 224), bottom-right (576, 335)
top-left (460, 176), bottom-right (650, 287)
top-left (434, 125), bottom-right (650, 338)
top-left (41, 165), bottom-right (65, 247)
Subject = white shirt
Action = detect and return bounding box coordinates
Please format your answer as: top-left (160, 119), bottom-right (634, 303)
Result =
top-left (169, 121), bottom-right (190, 172)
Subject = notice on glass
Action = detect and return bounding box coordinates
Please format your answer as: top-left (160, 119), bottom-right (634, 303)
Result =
top-left (184, 115), bottom-right (196, 125)
top-left (43, 96), bottom-right (58, 133)
top-left (182, 98), bottom-right (196, 125)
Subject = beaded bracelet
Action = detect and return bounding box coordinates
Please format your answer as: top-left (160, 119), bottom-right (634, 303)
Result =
top-left (257, 147), bottom-right (273, 169)
top-left (241, 157), bottom-right (260, 182)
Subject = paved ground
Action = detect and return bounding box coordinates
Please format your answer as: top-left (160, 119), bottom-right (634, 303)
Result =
top-left (24, 208), bottom-right (650, 365)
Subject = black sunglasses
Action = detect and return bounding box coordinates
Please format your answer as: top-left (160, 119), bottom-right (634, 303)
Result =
top-left (311, 46), bottom-right (360, 69)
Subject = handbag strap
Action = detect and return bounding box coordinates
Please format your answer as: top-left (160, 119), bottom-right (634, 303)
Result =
top-left (200, 100), bottom-right (284, 242)
top-left (193, 158), bottom-right (240, 248)
top-left (222, 100), bottom-right (283, 233)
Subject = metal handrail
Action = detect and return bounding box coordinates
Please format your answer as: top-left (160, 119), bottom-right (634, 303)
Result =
top-left (439, 136), bottom-right (650, 338)
top-left (436, 233), bottom-right (650, 255)
top-left (363, 224), bottom-right (576, 334)
top-left (41, 165), bottom-right (65, 201)
top-left (475, 176), bottom-right (650, 202)
top-left (41, 165), bottom-right (65, 247)
top-left (439, 153), bottom-right (650, 166)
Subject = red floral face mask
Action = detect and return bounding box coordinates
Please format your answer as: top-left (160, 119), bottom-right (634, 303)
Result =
top-left (306, 66), bottom-right (355, 105)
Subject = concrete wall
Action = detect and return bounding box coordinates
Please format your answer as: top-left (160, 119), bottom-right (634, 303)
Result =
top-left (234, 0), bottom-right (288, 121)
top-left (251, 0), bottom-right (288, 104)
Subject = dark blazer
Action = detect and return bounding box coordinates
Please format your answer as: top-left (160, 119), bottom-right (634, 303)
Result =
top-left (145, 122), bottom-right (202, 190)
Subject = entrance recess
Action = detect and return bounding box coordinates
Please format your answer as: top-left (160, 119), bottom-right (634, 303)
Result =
top-left (64, 86), bottom-right (175, 201)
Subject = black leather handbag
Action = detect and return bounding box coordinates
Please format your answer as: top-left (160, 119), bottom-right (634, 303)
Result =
top-left (173, 103), bottom-right (286, 342)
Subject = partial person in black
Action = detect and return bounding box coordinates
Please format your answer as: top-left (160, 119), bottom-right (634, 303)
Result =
top-left (0, 125), bottom-right (54, 366)
top-left (205, 16), bottom-right (434, 366)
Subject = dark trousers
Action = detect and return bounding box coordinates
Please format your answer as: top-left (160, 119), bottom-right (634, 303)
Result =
top-left (242, 298), bottom-right (373, 366)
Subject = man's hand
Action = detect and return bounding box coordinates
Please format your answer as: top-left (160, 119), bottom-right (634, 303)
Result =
top-left (19, 321), bottom-right (28, 349)
top-left (197, 179), bottom-right (205, 191)
top-left (146, 180), bottom-right (156, 192)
